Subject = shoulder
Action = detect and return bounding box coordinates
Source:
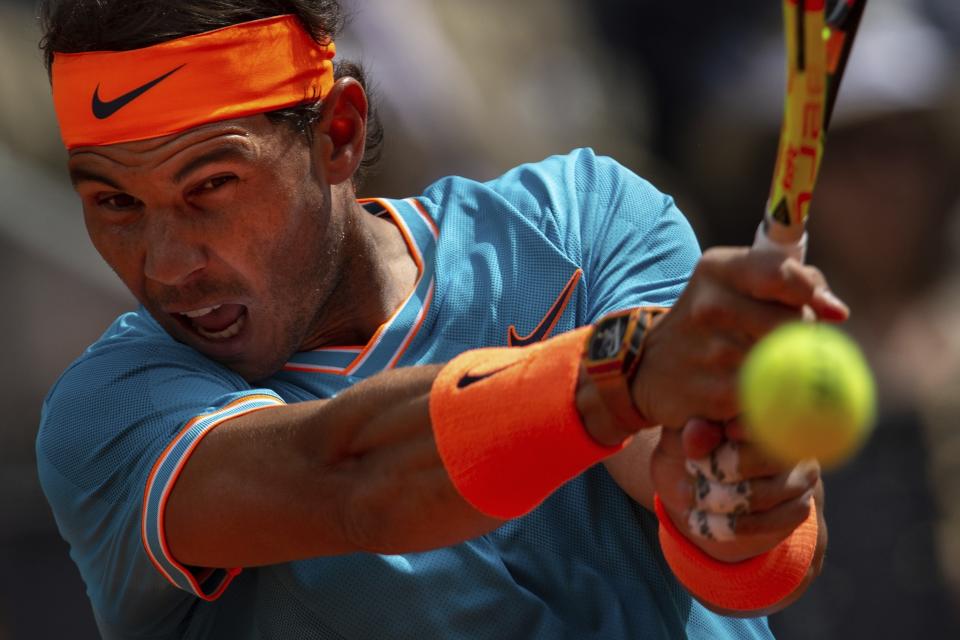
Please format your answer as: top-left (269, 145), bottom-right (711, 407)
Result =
top-left (37, 309), bottom-right (251, 489)
top-left (421, 148), bottom-right (662, 220)
top-left (46, 309), bottom-right (242, 400)
top-left (418, 149), bottom-right (675, 258)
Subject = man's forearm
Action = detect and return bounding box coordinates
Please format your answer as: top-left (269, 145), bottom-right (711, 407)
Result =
top-left (165, 364), bottom-right (502, 569)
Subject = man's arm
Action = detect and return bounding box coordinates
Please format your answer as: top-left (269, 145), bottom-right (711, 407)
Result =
top-left (597, 246), bottom-right (842, 615)
top-left (165, 364), bottom-right (502, 568)
top-left (168, 246), bottom-right (845, 595)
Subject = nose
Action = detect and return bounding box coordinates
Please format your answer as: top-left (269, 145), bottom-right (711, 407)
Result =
top-left (142, 215), bottom-right (207, 286)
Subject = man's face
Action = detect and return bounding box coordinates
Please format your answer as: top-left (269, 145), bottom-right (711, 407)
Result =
top-left (68, 116), bottom-right (343, 380)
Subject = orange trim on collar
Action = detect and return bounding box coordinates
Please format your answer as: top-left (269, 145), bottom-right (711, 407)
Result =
top-left (52, 15), bottom-right (336, 149)
top-left (283, 198), bottom-right (429, 376)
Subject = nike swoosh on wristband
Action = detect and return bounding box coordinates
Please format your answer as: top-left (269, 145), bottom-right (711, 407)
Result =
top-left (507, 269), bottom-right (582, 347)
top-left (457, 363), bottom-right (519, 389)
top-left (91, 64), bottom-right (186, 120)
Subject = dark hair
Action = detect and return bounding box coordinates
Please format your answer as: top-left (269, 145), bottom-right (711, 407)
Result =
top-left (38, 0), bottom-right (383, 185)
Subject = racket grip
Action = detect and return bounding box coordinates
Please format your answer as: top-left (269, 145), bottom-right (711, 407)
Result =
top-left (752, 221), bottom-right (807, 263)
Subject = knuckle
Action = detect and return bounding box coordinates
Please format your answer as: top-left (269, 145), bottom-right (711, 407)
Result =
top-left (731, 512), bottom-right (758, 536)
top-left (789, 460), bottom-right (821, 489)
top-left (780, 260), bottom-right (822, 294)
top-left (747, 454), bottom-right (788, 480)
top-left (705, 340), bottom-right (744, 369)
top-left (699, 246), bottom-right (728, 268)
top-left (698, 246), bottom-right (745, 280)
top-left (745, 266), bottom-right (779, 300)
top-left (753, 478), bottom-right (798, 513)
top-left (690, 297), bottom-right (733, 327)
top-left (785, 495), bottom-right (815, 527)
top-left (803, 264), bottom-right (827, 287)
top-left (703, 381), bottom-right (738, 420)
top-left (752, 248), bottom-right (789, 273)
top-left (692, 255), bottom-right (717, 280)
top-left (749, 487), bottom-right (775, 513)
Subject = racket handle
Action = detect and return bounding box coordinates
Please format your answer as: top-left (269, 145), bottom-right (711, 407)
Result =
top-left (752, 221), bottom-right (808, 263)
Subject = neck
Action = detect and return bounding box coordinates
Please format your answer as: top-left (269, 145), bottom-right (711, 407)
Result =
top-left (299, 196), bottom-right (418, 350)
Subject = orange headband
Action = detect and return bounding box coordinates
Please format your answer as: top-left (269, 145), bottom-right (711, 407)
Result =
top-left (52, 15), bottom-right (336, 149)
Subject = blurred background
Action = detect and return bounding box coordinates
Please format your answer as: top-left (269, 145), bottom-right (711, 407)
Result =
top-left (1, 0), bottom-right (959, 638)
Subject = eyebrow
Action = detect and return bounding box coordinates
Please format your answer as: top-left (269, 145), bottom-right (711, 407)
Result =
top-left (69, 168), bottom-right (124, 190)
top-left (172, 145), bottom-right (251, 184)
top-left (67, 144), bottom-right (251, 191)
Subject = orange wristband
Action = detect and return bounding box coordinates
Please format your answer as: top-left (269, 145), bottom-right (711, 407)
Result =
top-left (430, 327), bottom-right (625, 519)
top-left (653, 494), bottom-right (818, 612)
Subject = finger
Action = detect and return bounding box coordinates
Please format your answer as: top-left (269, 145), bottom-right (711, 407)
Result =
top-left (704, 247), bottom-right (848, 316)
top-left (810, 287), bottom-right (850, 322)
top-left (739, 298), bottom-right (807, 341)
top-left (743, 464), bottom-right (820, 513)
top-left (692, 463), bottom-right (819, 514)
top-left (724, 490), bottom-right (815, 539)
top-left (697, 291), bottom-right (805, 341)
top-left (695, 375), bottom-right (740, 423)
top-left (685, 439), bottom-right (791, 482)
top-left (656, 425), bottom-right (686, 459)
top-left (653, 432), bottom-right (702, 514)
top-left (685, 440), bottom-right (744, 483)
top-left (681, 418), bottom-right (725, 459)
top-left (687, 509), bottom-right (738, 542)
top-left (747, 252), bottom-right (825, 307)
top-left (724, 418), bottom-right (748, 442)
top-left (687, 491), bottom-right (814, 544)
top-left (692, 472), bottom-right (751, 514)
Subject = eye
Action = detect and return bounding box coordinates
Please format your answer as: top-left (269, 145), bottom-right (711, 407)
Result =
top-left (190, 174), bottom-right (236, 196)
top-left (97, 192), bottom-right (142, 211)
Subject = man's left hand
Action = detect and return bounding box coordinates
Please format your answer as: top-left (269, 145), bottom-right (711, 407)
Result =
top-left (651, 417), bottom-right (823, 563)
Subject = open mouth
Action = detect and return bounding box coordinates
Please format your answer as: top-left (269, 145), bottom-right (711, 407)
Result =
top-left (176, 303), bottom-right (248, 341)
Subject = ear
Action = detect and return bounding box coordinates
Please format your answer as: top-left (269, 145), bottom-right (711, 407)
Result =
top-left (312, 77), bottom-right (368, 186)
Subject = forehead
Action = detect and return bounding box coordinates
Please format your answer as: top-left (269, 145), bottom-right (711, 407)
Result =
top-left (66, 114), bottom-right (294, 172)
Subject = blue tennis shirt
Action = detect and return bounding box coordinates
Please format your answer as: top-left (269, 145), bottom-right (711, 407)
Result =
top-left (38, 149), bottom-right (773, 639)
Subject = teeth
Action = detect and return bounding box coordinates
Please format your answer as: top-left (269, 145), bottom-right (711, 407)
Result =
top-left (182, 305), bottom-right (222, 319)
top-left (195, 312), bottom-right (245, 340)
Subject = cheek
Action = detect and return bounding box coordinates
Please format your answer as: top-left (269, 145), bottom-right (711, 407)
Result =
top-left (84, 214), bottom-right (145, 293)
top-left (223, 202), bottom-right (325, 300)
top-left (263, 180), bottom-right (331, 263)
top-left (219, 159), bottom-right (332, 302)
top-left (264, 214), bottom-right (327, 290)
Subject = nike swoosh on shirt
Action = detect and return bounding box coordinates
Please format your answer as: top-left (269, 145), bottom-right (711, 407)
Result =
top-left (91, 64), bottom-right (186, 120)
top-left (507, 269), bottom-right (582, 347)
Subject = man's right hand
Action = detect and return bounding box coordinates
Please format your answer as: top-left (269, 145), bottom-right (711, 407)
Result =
top-left (630, 246), bottom-right (849, 430)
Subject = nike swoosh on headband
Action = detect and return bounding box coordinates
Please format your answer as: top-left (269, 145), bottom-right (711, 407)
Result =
top-left (91, 64), bottom-right (186, 120)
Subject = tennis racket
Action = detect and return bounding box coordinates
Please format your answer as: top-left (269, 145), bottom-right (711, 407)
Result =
top-left (754, 0), bottom-right (867, 260)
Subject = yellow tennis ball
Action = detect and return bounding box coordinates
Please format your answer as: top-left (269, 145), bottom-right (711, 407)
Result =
top-left (740, 322), bottom-right (876, 469)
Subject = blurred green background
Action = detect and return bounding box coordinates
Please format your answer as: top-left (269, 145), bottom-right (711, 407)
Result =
top-left (2, 1), bottom-right (959, 638)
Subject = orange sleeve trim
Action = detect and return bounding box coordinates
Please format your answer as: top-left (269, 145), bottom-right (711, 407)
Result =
top-left (140, 393), bottom-right (285, 600)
